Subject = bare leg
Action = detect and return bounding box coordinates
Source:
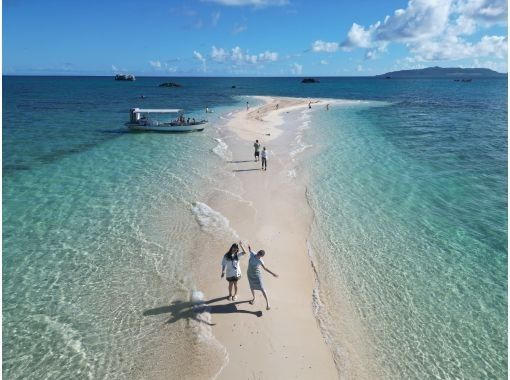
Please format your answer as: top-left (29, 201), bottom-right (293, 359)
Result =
top-left (249, 289), bottom-right (255, 304)
top-left (261, 288), bottom-right (270, 310)
top-left (228, 282), bottom-right (233, 300)
top-left (233, 282), bottom-right (238, 300)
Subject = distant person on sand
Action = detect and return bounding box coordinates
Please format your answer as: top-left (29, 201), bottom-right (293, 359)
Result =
top-left (308, 101), bottom-right (312, 109)
top-left (261, 147), bottom-right (268, 171)
top-left (221, 242), bottom-right (246, 301)
top-left (246, 101), bottom-right (250, 111)
top-left (254, 140), bottom-right (261, 162)
top-left (276, 103), bottom-right (279, 110)
top-left (247, 245), bottom-right (278, 310)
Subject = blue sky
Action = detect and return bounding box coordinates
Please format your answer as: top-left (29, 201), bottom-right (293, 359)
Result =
top-left (3, 0), bottom-right (508, 76)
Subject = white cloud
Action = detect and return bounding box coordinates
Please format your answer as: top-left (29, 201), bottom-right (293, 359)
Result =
top-left (203, 0), bottom-right (288, 7)
top-left (111, 65), bottom-right (119, 72)
top-left (231, 46), bottom-right (244, 63)
top-left (365, 50), bottom-right (376, 60)
top-left (344, 23), bottom-right (376, 48)
top-left (149, 60), bottom-right (179, 72)
top-left (356, 64), bottom-right (363, 72)
top-left (291, 63), bottom-right (303, 75)
top-left (193, 50), bottom-right (207, 72)
top-left (211, 46), bottom-right (278, 65)
top-left (411, 34), bottom-right (508, 60)
top-left (472, 58), bottom-right (508, 72)
top-left (376, 0), bottom-right (451, 42)
top-left (232, 24), bottom-right (247, 34)
top-left (258, 50), bottom-right (278, 61)
top-left (149, 60), bottom-right (162, 69)
top-left (211, 46), bottom-right (228, 62)
top-left (454, 0), bottom-right (507, 24)
top-left (211, 11), bottom-right (221, 26)
top-left (339, 0), bottom-right (508, 63)
top-left (312, 40), bottom-right (339, 52)
top-left (320, 60), bottom-right (329, 65)
top-left (343, 0), bottom-right (451, 47)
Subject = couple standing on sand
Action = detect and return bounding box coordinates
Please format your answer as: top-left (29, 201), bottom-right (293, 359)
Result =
top-left (221, 241), bottom-right (278, 310)
top-left (254, 140), bottom-right (268, 170)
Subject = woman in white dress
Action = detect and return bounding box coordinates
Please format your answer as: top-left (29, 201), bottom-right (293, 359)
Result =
top-left (221, 242), bottom-right (246, 301)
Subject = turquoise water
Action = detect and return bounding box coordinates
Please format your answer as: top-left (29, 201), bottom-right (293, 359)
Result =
top-left (305, 86), bottom-right (507, 378)
top-left (3, 76), bottom-right (507, 379)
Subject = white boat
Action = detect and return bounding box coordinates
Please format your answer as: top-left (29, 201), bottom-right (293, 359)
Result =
top-left (126, 108), bottom-right (207, 132)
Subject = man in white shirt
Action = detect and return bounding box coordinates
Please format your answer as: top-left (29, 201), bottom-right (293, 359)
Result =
top-left (261, 147), bottom-right (268, 171)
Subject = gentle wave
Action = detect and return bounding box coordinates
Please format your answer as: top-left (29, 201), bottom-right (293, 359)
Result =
top-left (212, 138), bottom-right (233, 161)
top-left (191, 201), bottom-right (239, 241)
top-left (189, 291), bottom-right (230, 380)
top-left (290, 134), bottom-right (312, 158)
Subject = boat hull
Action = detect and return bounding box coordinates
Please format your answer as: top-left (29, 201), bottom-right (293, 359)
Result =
top-left (125, 122), bottom-right (205, 132)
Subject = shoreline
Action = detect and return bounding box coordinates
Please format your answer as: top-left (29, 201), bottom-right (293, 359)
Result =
top-left (194, 96), bottom-right (340, 379)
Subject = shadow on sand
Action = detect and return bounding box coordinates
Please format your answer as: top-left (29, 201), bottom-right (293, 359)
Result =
top-left (143, 296), bottom-right (263, 325)
top-left (228, 160), bottom-right (254, 164)
top-left (232, 168), bottom-right (261, 172)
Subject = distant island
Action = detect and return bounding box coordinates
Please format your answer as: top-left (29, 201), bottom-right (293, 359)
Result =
top-left (376, 66), bottom-right (506, 78)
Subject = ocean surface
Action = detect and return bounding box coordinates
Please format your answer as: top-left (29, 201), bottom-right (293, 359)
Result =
top-left (3, 76), bottom-right (507, 379)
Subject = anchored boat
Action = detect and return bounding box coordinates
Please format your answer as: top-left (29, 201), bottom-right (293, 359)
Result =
top-left (126, 108), bottom-right (207, 132)
top-left (115, 74), bottom-right (136, 81)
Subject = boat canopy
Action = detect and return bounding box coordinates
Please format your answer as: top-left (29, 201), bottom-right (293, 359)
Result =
top-left (132, 108), bottom-right (183, 114)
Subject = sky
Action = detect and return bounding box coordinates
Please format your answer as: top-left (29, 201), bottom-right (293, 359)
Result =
top-left (3, 0), bottom-right (508, 76)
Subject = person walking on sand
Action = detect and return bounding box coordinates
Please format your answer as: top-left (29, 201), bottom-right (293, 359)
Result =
top-left (247, 245), bottom-right (278, 310)
top-left (254, 139), bottom-right (261, 162)
top-left (261, 147), bottom-right (268, 171)
top-left (221, 242), bottom-right (247, 301)
top-left (246, 101), bottom-right (250, 111)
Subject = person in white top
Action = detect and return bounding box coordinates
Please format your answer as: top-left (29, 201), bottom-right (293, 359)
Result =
top-left (221, 242), bottom-right (246, 301)
top-left (261, 147), bottom-right (268, 171)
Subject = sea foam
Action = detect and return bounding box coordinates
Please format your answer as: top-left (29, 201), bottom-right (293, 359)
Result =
top-left (191, 202), bottom-right (239, 240)
top-left (188, 290), bottom-right (230, 380)
top-left (212, 138), bottom-right (232, 161)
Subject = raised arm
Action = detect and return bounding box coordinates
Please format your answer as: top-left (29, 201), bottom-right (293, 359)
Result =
top-left (238, 241), bottom-right (247, 255)
top-left (261, 263), bottom-right (278, 278)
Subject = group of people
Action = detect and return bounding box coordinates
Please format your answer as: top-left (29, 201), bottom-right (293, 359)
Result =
top-left (176, 115), bottom-right (196, 125)
top-left (221, 242), bottom-right (278, 310)
top-left (253, 139), bottom-right (268, 170)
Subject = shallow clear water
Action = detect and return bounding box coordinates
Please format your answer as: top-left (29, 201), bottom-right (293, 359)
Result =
top-left (3, 76), bottom-right (507, 379)
top-left (305, 84), bottom-right (507, 378)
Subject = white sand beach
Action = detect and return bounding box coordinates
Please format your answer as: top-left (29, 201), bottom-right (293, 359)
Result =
top-left (192, 97), bottom-right (340, 379)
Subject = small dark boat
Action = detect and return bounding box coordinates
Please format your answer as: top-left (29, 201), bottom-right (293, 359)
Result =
top-left (159, 82), bottom-right (182, 87)
top-left (301, 78), bottom-right (320, 83)
top-left (115, 74), bottom-right (135, 81)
